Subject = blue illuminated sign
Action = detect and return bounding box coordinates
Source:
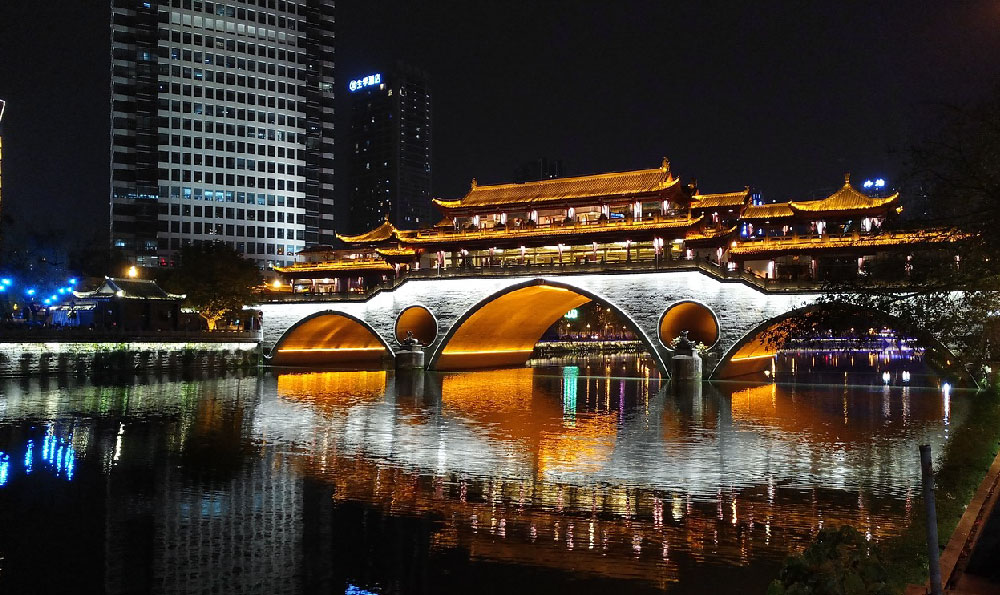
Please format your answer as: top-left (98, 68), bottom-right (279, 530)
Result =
top-left (348, 73), bottom-right (382, 92)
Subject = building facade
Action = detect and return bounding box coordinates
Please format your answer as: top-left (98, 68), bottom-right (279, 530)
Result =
top-left (110, 0), bottom-right (336, 270)
top-left (347, 64), bottom-right (432, 233)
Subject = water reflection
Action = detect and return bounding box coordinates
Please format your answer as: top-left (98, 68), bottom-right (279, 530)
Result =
top-left (0, 358), bottom-right (971, 594)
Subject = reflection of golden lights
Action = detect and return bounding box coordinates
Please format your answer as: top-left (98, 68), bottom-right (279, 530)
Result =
top-left (277, 370), bottom-right (388, 411)
top-left (537, 414), bottom-right (617, 475)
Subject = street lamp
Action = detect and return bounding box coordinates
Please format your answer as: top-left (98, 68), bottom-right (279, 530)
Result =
top-left (127, 266), bottom-right (138, 279)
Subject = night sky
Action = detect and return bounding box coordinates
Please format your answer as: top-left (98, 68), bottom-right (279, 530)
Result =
top-left (1, 1), bottom-right (999, 246)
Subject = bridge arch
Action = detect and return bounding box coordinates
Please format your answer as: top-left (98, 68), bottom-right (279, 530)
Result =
top-left (428, 278), bottom-right (667, 373)
top-left (268, 310), bottom-right (393, 367)
top-left (395, 304), bottom-right (438, 346)
top-left (711, 303), bottom-right (964, 381)
top-left (658, 300), bottom-right (720, 348)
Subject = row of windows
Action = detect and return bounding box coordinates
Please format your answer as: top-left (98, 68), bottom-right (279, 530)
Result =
top-left (156, 64), bottom-right (303, 98)
top-left (159, 235), bottom-right (300, 258)
top-left (161, 221), bottom-right (299, 240)
top-left (169, 0), bottom-right (299, 22)
top-left (161, 45), bottom-right (301, 80)
top-left (159, 27), bottom-right (299, 63)
top-left (158, 153), bottom-right (300, 176)
top-left (159, 117), bottom-right (299, 146)
top-left (158, 101), bottom-right (298, 130)
top-left (158, 134), bottom-right (301, 160)
top-left (159, 169), bottom-right (299, 191)
top-left (164, 10), bottom-right (297, 46)
top-left (160, 203), bottom-right (302, 223)
top-left (158, 187), bottom-right (300, 207)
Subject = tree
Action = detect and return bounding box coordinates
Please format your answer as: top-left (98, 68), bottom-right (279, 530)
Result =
top-left (767, 526), bottom-right (891, 595)
top-left (808, 92), bottom-right (1000, 381)
top-left (159, 242), bottom-right (260, 330)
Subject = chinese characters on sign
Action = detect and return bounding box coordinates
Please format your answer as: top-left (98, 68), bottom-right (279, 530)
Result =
top-left (349, 73), bottom-right (382, 92)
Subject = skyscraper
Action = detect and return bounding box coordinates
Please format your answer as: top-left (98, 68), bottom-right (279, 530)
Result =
top-left (0, 99), bottom-right (6, 223)
top-left (347, 63), bottom-right (431, 233)
top-left (110, 0), bottom-right (335, 269)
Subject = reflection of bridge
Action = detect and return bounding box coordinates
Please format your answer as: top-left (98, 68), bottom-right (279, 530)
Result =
top-left (258, 270), bottom-right (820, 378)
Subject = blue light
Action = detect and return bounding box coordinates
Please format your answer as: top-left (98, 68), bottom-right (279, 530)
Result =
top-left (0, 285), bottom-right (5, 292)
top-left (58, 288), bottom-right (66, 294)
top-left (24, 441), bottom-right (33, 474)
top-left (874, 178), bottom-right (886, 188)
top-left (348, 73), bottom-right (382, 92)
top-left (863, 180), bottom-right (874, 188)
top-left (1, 278), bottom-right (11, 285)
top-left (0, 453), bottom-right (8, 487)
top-left (43, 299), bottom-right (51, 305)
top-left (26, 288), bottom-right (36, 296)
top-left (68, 278), bottom-right (77, 284)
top-left (345, 587), bottom-right (378, 595)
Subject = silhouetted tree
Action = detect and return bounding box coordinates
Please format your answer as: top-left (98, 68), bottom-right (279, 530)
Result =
top-left (159, 242), bottom-right (260, 330)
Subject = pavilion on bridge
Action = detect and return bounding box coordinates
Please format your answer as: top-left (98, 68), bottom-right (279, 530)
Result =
top-left (271, 160), bottom-right (961, 293)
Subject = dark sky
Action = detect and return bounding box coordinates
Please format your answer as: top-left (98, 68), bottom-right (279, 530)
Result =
top-left (1, 1), bottom-right (999, 245)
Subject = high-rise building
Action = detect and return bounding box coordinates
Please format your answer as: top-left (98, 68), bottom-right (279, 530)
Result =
top-left (0, 99), bottom-right (6, 222)
top-left (110, 0), bottom-right (335, 269)
top-left (347, 63), bottom-right (431, 234)
top-left (513, 158), bottom-right (564, 183)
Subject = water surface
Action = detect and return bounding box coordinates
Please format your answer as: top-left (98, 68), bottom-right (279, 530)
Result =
top-left (0, 354), bottom-right (965, 594)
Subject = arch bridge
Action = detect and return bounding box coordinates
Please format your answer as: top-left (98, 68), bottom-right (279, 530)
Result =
top-left (257, 271), bottom-right (950, 379)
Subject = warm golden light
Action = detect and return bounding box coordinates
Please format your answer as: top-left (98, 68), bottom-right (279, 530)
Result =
top-left (395, 305), bottom-right (437, 345)
top-left (271, 313), bottom-right (389, 366)
top-left (436, 284), bottom-right (590, 370)
top-left (126, 265), bottom-right (138, 279)
top-left (659, 301), bottom-right (719, 347)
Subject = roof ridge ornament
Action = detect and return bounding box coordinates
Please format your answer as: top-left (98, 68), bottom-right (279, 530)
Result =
top-left (661, 157), bottom-right (671, 173)
top-left (471, 178), bottom-right (478, 190)
top-left (844, 172), bottom-right (851, 185)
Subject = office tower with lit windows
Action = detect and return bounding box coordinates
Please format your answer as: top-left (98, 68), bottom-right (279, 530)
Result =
top-left (347, 64), bottom-right (432, 233)
top-left (110, 0), bottom-right (335, 268)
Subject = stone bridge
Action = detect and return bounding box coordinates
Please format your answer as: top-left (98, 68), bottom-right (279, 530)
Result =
top-left (257, 270), bottom-right (827, 379)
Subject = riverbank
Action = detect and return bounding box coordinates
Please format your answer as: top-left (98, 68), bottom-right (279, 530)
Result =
top-left (870, 388), bottom-right (1000, 592)
top-left (0, 340), bottom-right (261, 377)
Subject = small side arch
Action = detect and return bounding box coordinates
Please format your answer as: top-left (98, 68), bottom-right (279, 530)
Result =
top-left (711, 303), bottom-right (966, 381)
top-left (658, 300), bottom-right (720, 347)
top-left (268, 310), bottom-right (393, 367)
top-left (428, 278), bottom-right (667, 373)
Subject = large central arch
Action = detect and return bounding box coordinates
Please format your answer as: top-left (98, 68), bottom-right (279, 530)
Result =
top-left (268, 311), bottom-right (392, 367)
top-left (428, 279), bottom-right (667, 372)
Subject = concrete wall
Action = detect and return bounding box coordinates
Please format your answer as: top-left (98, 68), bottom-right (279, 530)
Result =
top-left (0, 342), bottom-right (261, 377)
top-left (258, 271), bottom-right (818, 374)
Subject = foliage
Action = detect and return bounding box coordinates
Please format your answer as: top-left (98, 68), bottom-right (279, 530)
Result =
top-left (158, 242), bottom-right (259, 329)
top-left (668, 334), bottom-right (711, 356)
top-left (815, 92), bottom-right (1000, 380)
top-left (767, 526), bottom-right (891, 595)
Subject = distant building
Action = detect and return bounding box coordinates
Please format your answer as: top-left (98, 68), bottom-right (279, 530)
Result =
top-left (347, 64), bottom-right (432, 233)
top-left (513, 158), bottom-right (564, 183)
top-left (0, 99), bottom-right (6, 223)
top-left (65, 277), bottom-right (184, 331)
top-left (109, 1), bottom-right (336, 270)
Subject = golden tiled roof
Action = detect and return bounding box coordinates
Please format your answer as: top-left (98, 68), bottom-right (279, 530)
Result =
top-left (274, 259), bottom-right (394, 274)
top-left (791, 175), bottom-right (898, 213)
top-left (691, 189), bottom-right (749, 210)
top-left (433, 161), bottom-right (677, 211)
top-left (336, 219), bottom-right (399, 244)
top-left (728, 229), bottom-right (964, 257)
top-left (400, 215), bottom-right (700, 245)
top-left (685, 226), bottom-right (737, 241)
top-left (375, 247), bottom-right (418, 257)
top-left (740, 202), bottom-right (795, 219)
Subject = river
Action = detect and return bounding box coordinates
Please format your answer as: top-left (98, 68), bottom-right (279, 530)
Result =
top-left (0, 353), bottom-right (964, 594)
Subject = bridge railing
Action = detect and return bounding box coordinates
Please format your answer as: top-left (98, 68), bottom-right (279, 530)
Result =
top-left (256, 256), bottom-right (824, 303)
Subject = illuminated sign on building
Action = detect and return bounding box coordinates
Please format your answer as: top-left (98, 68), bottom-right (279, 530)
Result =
top-left (348, 73), bottom-right (382, 92)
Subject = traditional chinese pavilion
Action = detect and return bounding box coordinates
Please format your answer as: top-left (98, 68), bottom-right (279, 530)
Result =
top-left (272, 160), bottom-right (958, 293)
